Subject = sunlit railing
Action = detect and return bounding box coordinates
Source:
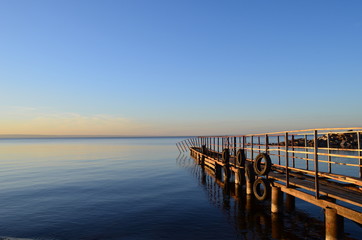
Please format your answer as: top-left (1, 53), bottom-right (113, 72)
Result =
top-left (177, 128), bottom-right (362, 198)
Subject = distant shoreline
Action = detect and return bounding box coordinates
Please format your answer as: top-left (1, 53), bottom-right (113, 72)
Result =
top-left (0, 135), bottom-right (194, 139)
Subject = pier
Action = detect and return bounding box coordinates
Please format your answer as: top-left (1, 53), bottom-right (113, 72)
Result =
top-left (176, 128), bottom-right (362, 240)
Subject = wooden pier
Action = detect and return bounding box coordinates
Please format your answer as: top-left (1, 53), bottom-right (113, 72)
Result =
top-left (176, 128), bottom-right (362, 240)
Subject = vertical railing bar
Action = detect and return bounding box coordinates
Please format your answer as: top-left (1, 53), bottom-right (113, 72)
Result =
top-left (218, 137), bottom-right (220, 154)
top-left (305, 134), bottom-right (309, 170)
top-left (292, 135), bottom-right (295, 168)
top-left (258, 136), bottom-right (261, 153)
top-left (286, 132), bottom-right (289, 188)
top-left (358, 131), bottom-right (362, 178)
top-left (234, 137), bottom-right (237, 157)
top-left (277, 136), bottom-right (281, 165)
top-left (187, 139), bottom-right (193, 148)
top-left (186, 140), bottom-right (190, 151)
top-left (327, 133), bottom-right (331, 173)
top-left (184, 140), bottom-right (190, 150)
top-left (242, 136), bottom-right (246, 161)
top-left (180, 141), bottom-right (186, 152)
top-left (178, 142), bottom-right (185, 152)
top-left (213, 137), bottom-right (215, 155)
top-left (176, 143), bottom-right (182, 153)
top-left (189, 138), bottom-right (194, 147)
top-left (265, 134), bottom-right (269, 154)
top-left (251, 136), bottom-right (254, 161)
top-left (314, 130), bottom-right (319, 199)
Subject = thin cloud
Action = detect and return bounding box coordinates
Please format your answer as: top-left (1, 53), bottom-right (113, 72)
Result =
top-left (0, 107), bottom-right (147, 135)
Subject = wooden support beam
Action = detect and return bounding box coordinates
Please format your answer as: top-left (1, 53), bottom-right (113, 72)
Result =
top-left (273, 182), bottom-right (362, 224)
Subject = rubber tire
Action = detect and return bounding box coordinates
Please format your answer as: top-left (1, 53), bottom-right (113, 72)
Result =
top-left (253, 153), bottom-right (272, 176)
top-left (222, 149), bottom-right (229, 163)
top-left (236, 149), bottom-right (246, 166)
top-left (253, 178), bottom-right (270, 201)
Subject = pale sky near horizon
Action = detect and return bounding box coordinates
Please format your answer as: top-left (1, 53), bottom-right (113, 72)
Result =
top-left (1, 0), bottom-right (361, 136)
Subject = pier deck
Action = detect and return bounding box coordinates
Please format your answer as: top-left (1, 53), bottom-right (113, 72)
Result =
top-left (177, 128), bottom-right (362, 239)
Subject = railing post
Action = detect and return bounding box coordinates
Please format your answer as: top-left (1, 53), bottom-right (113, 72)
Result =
top-left (184, 140), bottom-right (190, 150)
top-left (358, 132), bottom-right (361, 178)
top-left (314, 130), bottom-right (319, 199)
top-left (251, 136), bottom-right (254, 160)
top-left (277, 136), bottom-right (281, 165)
top-left (292, 135), bottom-right (295, 168)
top-left (187, 139), bottom-right (193, 148)
top-left (285, 132), bottom-right (289, 188)
top-left (181, 141), bottom-right (187, 152)
top-left (327, 133), bottom-right (331, 173)
top-left (242, 136), bottom-right (246, 160)
top-left (305, 134), bottom-right (309, 170)
top-left (217, 137), bottom-right (220, 154)
top-left (265, 134), bottom-right (269, 154)
top-left (213, 137), bottom-right (215, 153)
top-left (234, 137), bottom-right (237, 157)
top-left (176, 143), bottom-right (182, 152)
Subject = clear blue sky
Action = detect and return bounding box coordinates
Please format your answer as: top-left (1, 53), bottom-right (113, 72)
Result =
top-left (1, 0), bottom-right (361, 136)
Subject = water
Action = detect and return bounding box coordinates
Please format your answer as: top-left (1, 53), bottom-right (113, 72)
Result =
top-left (0, 138), bottom-right (360, 239)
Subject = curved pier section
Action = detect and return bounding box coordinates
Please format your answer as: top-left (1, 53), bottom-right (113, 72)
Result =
top-left (178, 128), bottom-right (362, 240)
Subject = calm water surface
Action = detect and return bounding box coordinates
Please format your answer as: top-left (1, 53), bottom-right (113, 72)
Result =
top-left (0, 138), bottom-right (360, 239)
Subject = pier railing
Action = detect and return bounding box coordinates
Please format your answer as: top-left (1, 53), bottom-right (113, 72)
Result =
top-left (177, 128), bottom-right (362, 237)
top-left (177, 128), bottom-right (362, 199)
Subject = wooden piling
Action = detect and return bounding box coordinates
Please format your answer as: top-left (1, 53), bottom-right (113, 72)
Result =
top-left (325, 207), bottom-right (343, 240)
top-left (271, 186), bottom-right (281, 213)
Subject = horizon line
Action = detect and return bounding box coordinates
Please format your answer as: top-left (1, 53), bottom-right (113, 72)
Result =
top-left (0, 134), bottom-right (195, 139)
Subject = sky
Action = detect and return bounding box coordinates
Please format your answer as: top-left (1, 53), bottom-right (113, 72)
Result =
top-left (1, 0), bottom-right (361, 136)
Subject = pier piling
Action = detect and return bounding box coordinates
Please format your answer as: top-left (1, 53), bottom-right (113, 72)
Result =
top-left (271, 186), bottom-right (282, 213)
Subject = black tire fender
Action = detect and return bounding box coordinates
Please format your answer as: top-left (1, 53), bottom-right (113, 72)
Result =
top-left (253, 178), bottom-right (271, 201)
top-left (222, 149), bottom-right (230, 163)
top-left (253, 153), bottom-right (272, 176)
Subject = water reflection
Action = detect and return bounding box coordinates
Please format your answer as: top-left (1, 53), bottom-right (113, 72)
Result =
top-left (176, 154), bottom-right (331, 240)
